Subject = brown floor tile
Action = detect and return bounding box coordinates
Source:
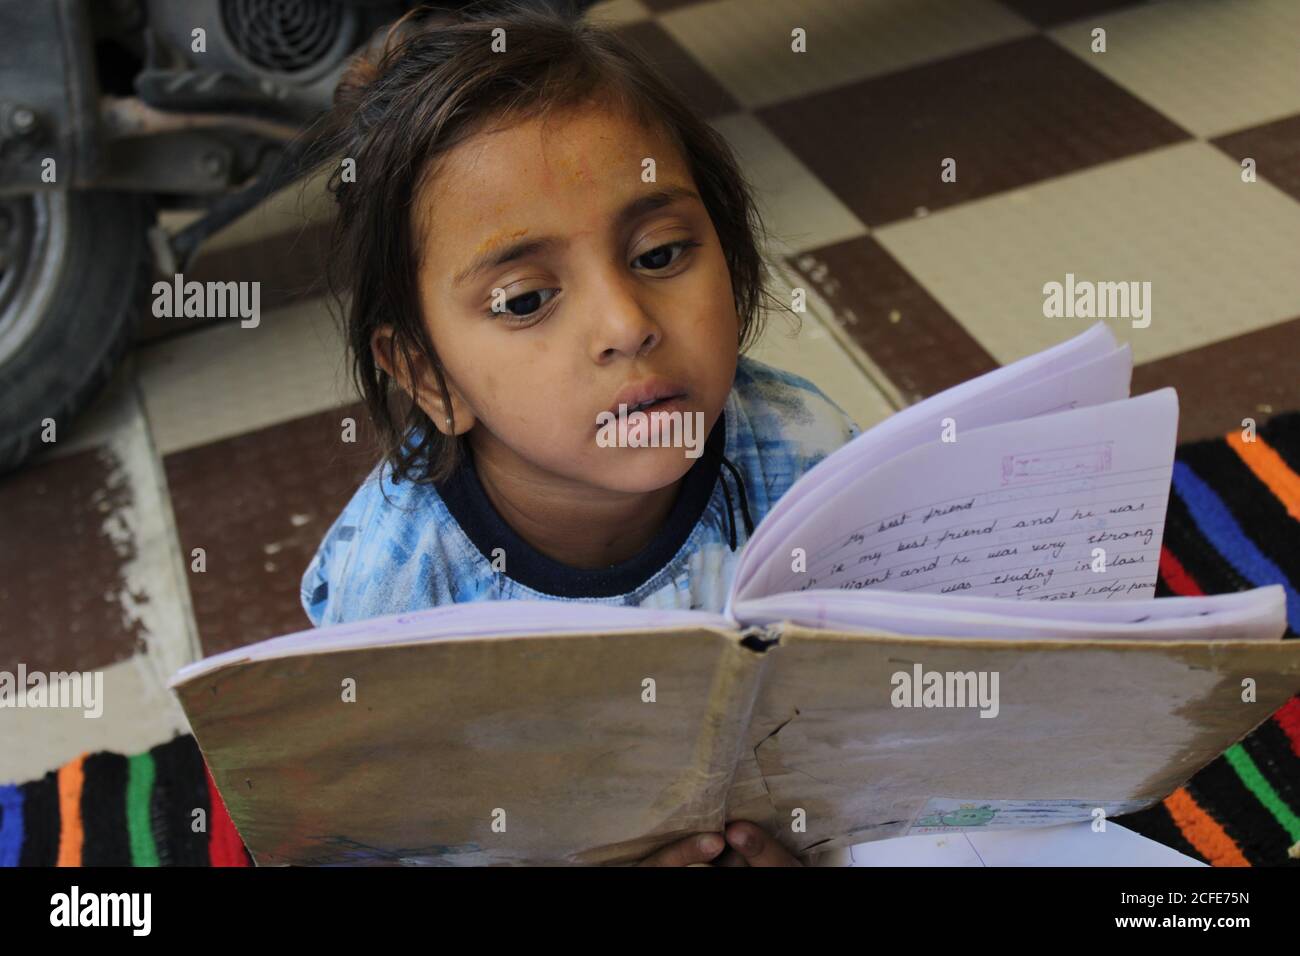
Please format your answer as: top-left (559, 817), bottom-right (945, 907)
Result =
top-left (1131, 316), bottom-right (1300, 444)
top-left (164, 402), bottom-right (379, 656)
top-left (615, 19), bottom-right (742, 119)
top-left (996, 0), bottom-right (1150, 28)
top-left (0, 447), bottom-right (145, 673)
top-left (786, 235), bottom-right (998, 403)
top-left (134, 223), bottom-right (333, 344)
top-left (639, 0), bottom-right (707, 13)
top-left (1211, 112), bottom-right (1300, 206)
top-left (757, 34), bottom-right (1191, 227)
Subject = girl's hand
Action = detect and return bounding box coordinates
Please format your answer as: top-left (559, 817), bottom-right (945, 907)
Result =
top-left (716, 820), bottom-right (804, 866)
top-left (637, 832), bottom-right (726, 866)
top-left (635, 822), bottom-right (804, 866)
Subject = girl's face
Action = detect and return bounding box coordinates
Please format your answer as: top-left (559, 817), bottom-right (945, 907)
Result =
top-left (399, 99), bottom-right (740, 494)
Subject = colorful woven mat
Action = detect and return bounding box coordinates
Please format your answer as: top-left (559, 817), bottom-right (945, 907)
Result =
top-left (3, 413), bottom-right (1299, 866)
top-left (0, 734), bottom-right (248, 866)
top-left (1115, 412), bottom-right (1300, 866)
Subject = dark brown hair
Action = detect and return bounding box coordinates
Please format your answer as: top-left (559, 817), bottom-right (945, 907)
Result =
top-left (321, 0), bottom-right (782, 486)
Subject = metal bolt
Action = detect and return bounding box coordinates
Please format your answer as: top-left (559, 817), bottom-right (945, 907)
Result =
top-left (10, 107), bottom-right (36, 135)
top-left (200, 151), bottom-right (226, 178)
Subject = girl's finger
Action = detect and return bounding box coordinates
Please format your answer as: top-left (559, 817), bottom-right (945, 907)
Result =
top-left (724, 821), bottom-right (803, 867)
top-left (712, 846), bottom-right (750, 867)
top-left (637, 832), bottom-right (725, 867)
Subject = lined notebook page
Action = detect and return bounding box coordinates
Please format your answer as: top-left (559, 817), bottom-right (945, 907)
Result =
top-left (745, 389), bottom-right (1178, 603)
top-left (729, 585), bottom-right (1287, 641)
top-left (729, 341), bottom-right (1133, 608)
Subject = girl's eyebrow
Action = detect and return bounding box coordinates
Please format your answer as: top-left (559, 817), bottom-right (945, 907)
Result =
top-left (452, 185), bottom-right (701, 288)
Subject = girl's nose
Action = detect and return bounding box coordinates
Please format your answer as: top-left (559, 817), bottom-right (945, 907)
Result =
top-left (589, 273), bottom-right (663, 362)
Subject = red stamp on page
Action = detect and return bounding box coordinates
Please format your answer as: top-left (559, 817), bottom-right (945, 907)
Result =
top-left (1001, 442), bottom-right (1112, 486)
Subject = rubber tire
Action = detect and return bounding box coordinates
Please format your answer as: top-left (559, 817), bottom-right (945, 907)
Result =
top-left (0, 191), bottom-right (155, 476)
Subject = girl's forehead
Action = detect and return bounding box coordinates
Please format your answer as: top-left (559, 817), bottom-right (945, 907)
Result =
top-left (438, 105), bottom-right (682, 195)
top-left (471, 226), bottom-right (528, 260)
top-left (417, 107), bottom-right (690, 243)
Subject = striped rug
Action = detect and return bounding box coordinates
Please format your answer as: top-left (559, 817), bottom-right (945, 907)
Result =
top-left (1116, 412), bottom-right (1300, 867)
top-left (2, 412), bottom-right (1298, 867)
top-left (0, 734), bottom-right (249, 867)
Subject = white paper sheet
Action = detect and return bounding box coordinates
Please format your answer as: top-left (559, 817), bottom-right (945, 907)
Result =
top-left (167, 600), bottom-right (734, 686)
top-left (727, 323), bottom-right (1131, 612)
top-left (732, 584), bottom-right (1287, 641)
top-left (808, 821), bottom-right (1205, 867)
top-left (739, 388), bottom-right (1179, 605)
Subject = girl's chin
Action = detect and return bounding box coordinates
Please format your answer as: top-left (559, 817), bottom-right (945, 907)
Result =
top-left (591, 445), bottom-right (703, 492)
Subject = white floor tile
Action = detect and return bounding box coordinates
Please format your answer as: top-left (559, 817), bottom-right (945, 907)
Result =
top-left (0, 655), bottom-right (191, 784)
top-left (663, 0), bottom-right (1032, 109)
top-left (873, 141), bottom-right (1300, 366)
top-left (751, 262), bottom-right (897, 431)
top-left (1050, 0), bottom-right (1300, 137)
top-left (710, 111), bottom-right (868, 257)
top-left (136, 298), bottom-right (353, 456)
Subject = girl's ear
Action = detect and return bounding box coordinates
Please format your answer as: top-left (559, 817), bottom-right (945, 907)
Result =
top-left (371, 325), bottom-right (476, 436)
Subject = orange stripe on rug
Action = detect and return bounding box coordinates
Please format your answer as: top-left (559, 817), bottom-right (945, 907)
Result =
top-left (1164, 787), bottom-right (1250, 867)
top-left (55, 754), bottom-right (87, 867)
top-left (1227, 431), bottom-right (1300, 522)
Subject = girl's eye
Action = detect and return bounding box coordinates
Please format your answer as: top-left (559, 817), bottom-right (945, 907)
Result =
top-left (488, 287), bottom-right (557, 323)
top-left (484, 241), bottom-right (700, 323)
top-left (634, 240), bottom-right (700, 272)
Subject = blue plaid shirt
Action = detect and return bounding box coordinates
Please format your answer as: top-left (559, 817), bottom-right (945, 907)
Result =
top-left (301, 355), bottom-right (861, 626)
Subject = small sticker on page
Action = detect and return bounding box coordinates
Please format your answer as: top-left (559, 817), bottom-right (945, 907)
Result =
top-left (908, 797), bottom-right (1148, 834)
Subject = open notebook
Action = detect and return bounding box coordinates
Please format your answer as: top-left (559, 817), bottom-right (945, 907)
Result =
top-left (170, 323), bottom-right (1300, 866)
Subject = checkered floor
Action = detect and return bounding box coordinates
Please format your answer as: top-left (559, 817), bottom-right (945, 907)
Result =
top-left (3, 0), bottom-right (1299, 782)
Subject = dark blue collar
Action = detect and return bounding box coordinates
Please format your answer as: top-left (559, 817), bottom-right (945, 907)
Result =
top-left (436, 411), bottom-right (727, 598)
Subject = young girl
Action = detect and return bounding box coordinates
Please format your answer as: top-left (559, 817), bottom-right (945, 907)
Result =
top-left (300, 1), bottom-right (860, 866)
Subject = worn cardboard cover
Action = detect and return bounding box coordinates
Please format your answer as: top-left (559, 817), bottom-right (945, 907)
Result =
top-left (173, 623), bottom-right (1300, 865)
top-left (727, 625), bottom-right (1300, 854)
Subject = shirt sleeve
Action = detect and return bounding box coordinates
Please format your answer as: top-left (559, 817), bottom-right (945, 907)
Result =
top-left (730, 355), bottom-right (865, 518)
top-left (300, 520), bottom-right (356, 627)
top-left (299, 466), bottom-right (384, 627)
top-left (821, 388), bottom-right (863, 444)
top-left (300, 545), bottom-right (330, 627)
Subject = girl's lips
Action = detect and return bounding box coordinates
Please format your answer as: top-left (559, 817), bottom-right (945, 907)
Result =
top-left (594, 394), bottom-right (690, 430)
top-left (606, 377), bottom-right (690, 417)
top-left (628, 393), bottom-right (686, 412)
top-left (632, 394), bottom-right (688, 415)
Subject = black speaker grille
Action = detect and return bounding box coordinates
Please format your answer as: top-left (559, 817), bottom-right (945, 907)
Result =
top-left (220, 0), bottom-right (347, 75)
